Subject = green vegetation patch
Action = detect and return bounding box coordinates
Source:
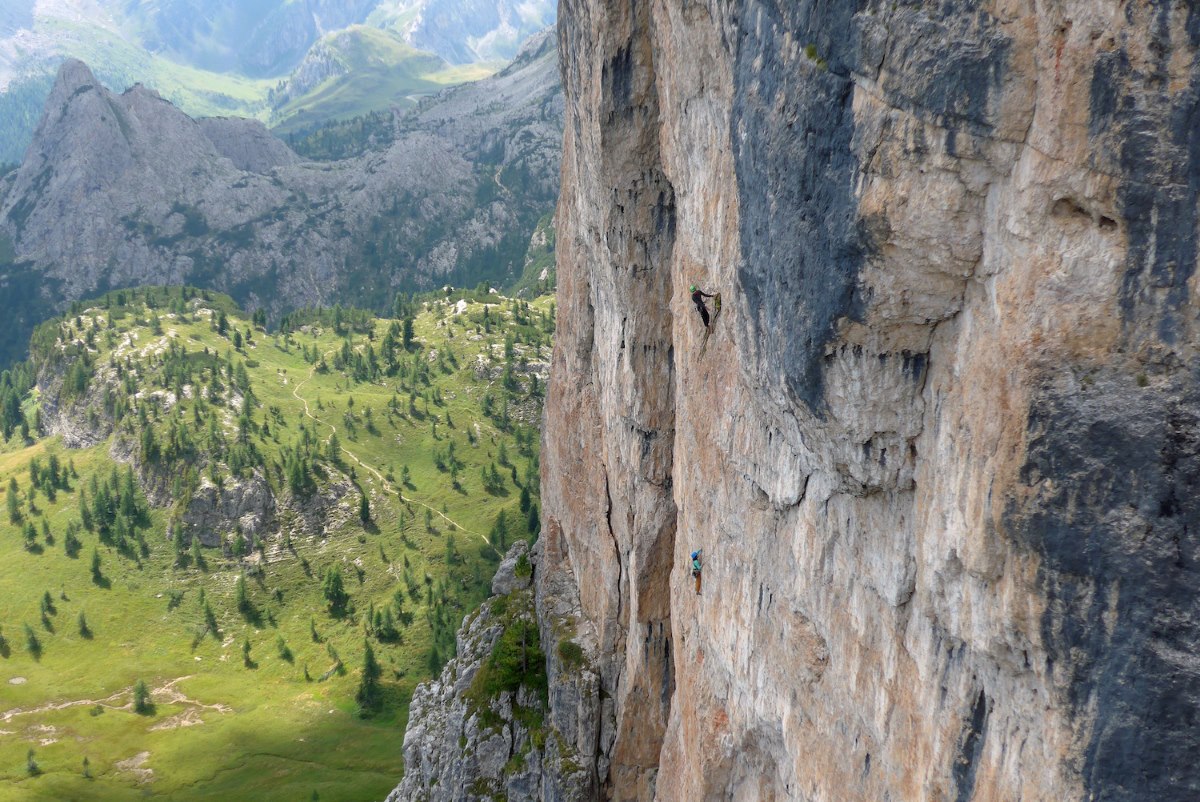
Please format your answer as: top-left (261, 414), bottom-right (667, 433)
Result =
top-left (0, 285), bottom-right (553, 799)
top-left (271, 27), bottom-right (495, 135)
top-left (557, 639), bottom-right (585, 671)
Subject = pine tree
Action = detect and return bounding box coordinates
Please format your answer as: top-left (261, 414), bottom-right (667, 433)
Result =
top-left (378, 608), bottom-right (398, 641)
top-left (6, 483), bottom-right (19, 523)
top-left (79, 487), bottom-right (93, 530)
top-left (90, 548), bottom-right (103, 584)
top-left (190, 534), bottom-right (204, 570)
top-left (64, 521), bottom-right (81, 557)
top-left (322, 566), bottom-right (348, 613)
top-left (356, 639), bottom-right (382, 715)
top-left (120, 467), bottom-right (138, 519)
top-left (203, 600), bottom-right (219, 636)
top-left (276, 636), bottom-right (293, 663)
top-left (78, 611), bottom-right (92, 638)
top-left (235, 574), bottom-right (251, 617)
top-left (493, 510), bottom-right (508, 551)
top-left (133, 679), bottom-right (151, 713)
top-left (172, 529), bottom-right (186, 565)
top-left (23, 623), bottom-right (40, 658)
top-left (528, 503), bottom-right (540, 537)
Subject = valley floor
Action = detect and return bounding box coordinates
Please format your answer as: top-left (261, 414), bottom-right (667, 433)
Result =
top-left (0, 288), bottom-right (551, 799)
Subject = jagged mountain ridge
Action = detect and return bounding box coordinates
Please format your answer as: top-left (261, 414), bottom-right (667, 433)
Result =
top-left (0, 31), bottom-right (561, 367)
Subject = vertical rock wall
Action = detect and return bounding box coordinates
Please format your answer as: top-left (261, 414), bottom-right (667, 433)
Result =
top-left (540, 1), bottom-right (1200, 801)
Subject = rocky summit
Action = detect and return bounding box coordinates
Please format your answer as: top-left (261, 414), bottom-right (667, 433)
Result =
top-left (394, 1), bottom-right (1200, 801)
top-left (0, 30), bottom-right (561, 365)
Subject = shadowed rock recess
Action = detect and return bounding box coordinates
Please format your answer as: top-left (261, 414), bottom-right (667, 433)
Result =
top-left (528, 1), bottom-right (1200, 801)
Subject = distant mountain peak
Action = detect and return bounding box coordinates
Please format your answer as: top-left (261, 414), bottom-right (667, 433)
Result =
top-left (48, 58), bottom-right (99, 102)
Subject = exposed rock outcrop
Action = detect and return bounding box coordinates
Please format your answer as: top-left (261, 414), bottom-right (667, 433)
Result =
top-left (195, 117), bottom-right (300, 174)
top-left (539, 2), bottom-right (1200, 801)
top-left (388, 541), bottom-right (593, 802)
top-left (179, 471), bottom-right (277, 548)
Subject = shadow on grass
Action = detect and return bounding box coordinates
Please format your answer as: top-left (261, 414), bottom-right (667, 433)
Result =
top-left (239, 604), bottom-right (264, 628)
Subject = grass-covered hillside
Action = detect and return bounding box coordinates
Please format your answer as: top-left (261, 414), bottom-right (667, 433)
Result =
top-left (0, 286), bottom-right (553, 800)
top-left (269, 27), bottom-right (495, 137)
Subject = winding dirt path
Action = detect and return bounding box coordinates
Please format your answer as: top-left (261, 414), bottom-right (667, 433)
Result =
top-left (1, 676), bottom-right (234, 725)
top-left (153, 676), bottom-right (233, 713)
top-left (290, 352), bottom-right (494, 551)
top-left (1, 689), bottom-right (128, 723)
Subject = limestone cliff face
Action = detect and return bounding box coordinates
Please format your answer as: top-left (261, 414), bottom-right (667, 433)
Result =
top-left (540, 2), bottom-right (1200, 801)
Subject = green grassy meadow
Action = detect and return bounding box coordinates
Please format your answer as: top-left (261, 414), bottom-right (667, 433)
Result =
top-left (271, 27), bottom-right (497, 135)
top-left (0, 287), bottom-right (552, 799)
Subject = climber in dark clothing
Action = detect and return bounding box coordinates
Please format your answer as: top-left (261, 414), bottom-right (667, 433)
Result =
top-left (690, 285), bottom-right (715, 329)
